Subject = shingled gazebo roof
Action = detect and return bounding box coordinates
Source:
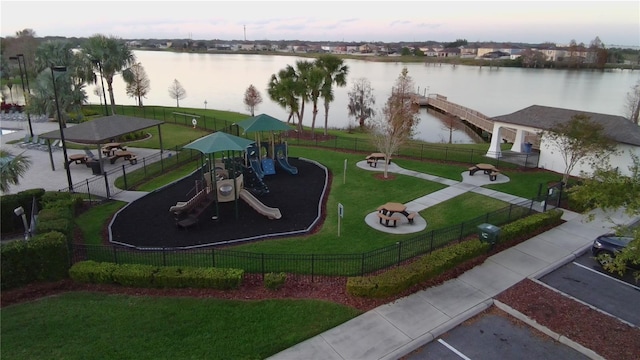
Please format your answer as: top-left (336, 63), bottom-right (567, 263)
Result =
top-left (40, 115), bottom-right (164, 144)
top-left (492, 105), bottom-right (640, 146)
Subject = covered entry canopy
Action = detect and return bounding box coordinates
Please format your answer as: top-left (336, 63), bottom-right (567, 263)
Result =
top-left (40, 115), bottom-right (164, 144)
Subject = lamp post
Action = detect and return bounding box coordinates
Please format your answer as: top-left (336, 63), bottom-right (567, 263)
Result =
top-left (204, 100), bottom-right (207, 110)
top-left (13, 206), bottom-right (30, 241)
top-left (9, 55), bottom-right (34, 137)
top-left (91, 59), bottom-right (109, 116)
top-left (50, 65), bottom-right (73, 192)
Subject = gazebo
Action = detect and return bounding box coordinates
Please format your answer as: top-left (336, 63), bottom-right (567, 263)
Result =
top-left (40, 115), bottom-right (165, 175)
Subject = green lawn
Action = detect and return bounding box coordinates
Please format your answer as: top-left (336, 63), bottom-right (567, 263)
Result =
top-left (0, 292), bottom-right (360, 360)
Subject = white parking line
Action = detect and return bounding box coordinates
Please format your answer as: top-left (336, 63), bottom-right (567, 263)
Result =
top-left (437, 339), bottom-right (471, 360)
top-left (572, 262), bottom-right (640, 291)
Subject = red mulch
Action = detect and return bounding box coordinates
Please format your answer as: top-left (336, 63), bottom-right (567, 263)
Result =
top-left (496, 279), bottom-right (640, 360)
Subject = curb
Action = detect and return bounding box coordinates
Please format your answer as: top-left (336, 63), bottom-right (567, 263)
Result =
top-left (493, 299), bottom-right (605, 360)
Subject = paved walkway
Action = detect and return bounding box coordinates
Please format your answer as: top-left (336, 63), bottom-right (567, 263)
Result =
top-left (269, 162), bottom-right (638, 360)
top-left (359, 161), bottom-right (534, 235)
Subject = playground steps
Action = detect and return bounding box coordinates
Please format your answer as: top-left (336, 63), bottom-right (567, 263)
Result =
top-left (177, 191), bottom-right (215, 229)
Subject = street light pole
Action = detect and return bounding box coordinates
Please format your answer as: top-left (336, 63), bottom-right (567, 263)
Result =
top-left (92, 59), bottom-right (109, 116)
top-left (50, 65), bottom-right (74, 192)
top-left (9, 55), bottom-right (34, 137)
top-left (204, 100), bottom-right (207, 110)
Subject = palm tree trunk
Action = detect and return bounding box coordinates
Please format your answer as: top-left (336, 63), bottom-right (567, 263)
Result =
top-left (107, 78), bottom-right (116, 115)
top-left (323, 101), bottom-right (330, 136)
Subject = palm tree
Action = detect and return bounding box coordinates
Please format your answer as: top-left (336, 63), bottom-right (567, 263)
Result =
top-left (306, 65), bottom-right (325, 137)
top-left (315, 55), bottom-right (349, 135)
top-left (28, 40), bottom-right (87, 126)
top-left (0, 149), bottom-right (31, 193)
top-left (81, 35), bottom-right (136, 115)
top-left (267, 67), bottom-right (299, 129)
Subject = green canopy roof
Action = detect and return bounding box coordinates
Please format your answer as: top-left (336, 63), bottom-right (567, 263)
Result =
top-left (235, 114), bottom-right (292, 134)
top-left (183, 131), bottom-right (255, 154)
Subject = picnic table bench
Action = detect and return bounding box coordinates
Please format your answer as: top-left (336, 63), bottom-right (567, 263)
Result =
top-left (366, 153), bottom-right (391, 167)
top-left (377, 212), bottom-right (401, 227)
top-left (469, 163), bottom-right (501, 181)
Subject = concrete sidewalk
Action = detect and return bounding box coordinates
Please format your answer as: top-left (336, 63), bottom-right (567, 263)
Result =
top-left (269, 163), bottom-right (637, 360)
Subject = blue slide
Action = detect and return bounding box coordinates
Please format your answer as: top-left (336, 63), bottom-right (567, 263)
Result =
top-left (274, 144), bottom-right (298, 175)
top-left (249, 157), bottom-right (264, 179)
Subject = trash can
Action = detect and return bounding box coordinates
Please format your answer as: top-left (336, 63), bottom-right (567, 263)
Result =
top-left (478, 223), bottom-right (501, 245)
top-left (88, 159), bottom-right (104, 175)
top-left (523, 142), bottom-right (533, 154)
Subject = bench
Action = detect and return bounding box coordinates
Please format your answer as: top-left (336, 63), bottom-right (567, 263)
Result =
top-left (468, 166), bottom-right (479, 175)
top-left (377, 212), bottom-right (401, 227)
top-left (489, 171), bottom-right (500, 181)
top-left (128, 156), bottom-right (137, 165)
top-left (366, 158), bottom-right (377, 167)
top-left (406, 212), bottom-right (417, 224)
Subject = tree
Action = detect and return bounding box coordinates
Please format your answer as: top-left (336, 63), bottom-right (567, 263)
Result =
top-left (542, 114), bottom-right (617, 184)
top-left (570, 155), bottom-right (640, 281)
top-left (520, 49), bottom-right (547, 68)
top-left (267, 67), bottom-right (299, 126)
top-left (315, 55), bottom-right (349, 135)
top-left (347, 77), bottom-right (375, 128)
top-left (370, 68), bottom-right (420, 178)
top-left (81, 34), bottom-right (136, 114)
top-left (123, 62), bottom-right (150, 107)
top-left (168, 79), bottom-right (186, 107)
top-left (625, 79), bottom-right (640, 125)
top-left (29, 40), bottom-right (87, 125)
top-left (588, 36), bottom-right (608, 70)
top-left (305, 65), bottom-right (326, 137)
top-left (0, 149), bottom-right (31, 193)
top-left (243, 84), bottom-right (263, 116)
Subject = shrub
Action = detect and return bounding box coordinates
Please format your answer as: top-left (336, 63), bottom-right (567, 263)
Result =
top-left (1, 231), bottom-right (69, 290)
top-left (69, 261), bottom-right (119, 284)
top-left (347, 239), bottom-right (489, 298)
top-left (68, 261), bottom-right (244, 290)
top-left (111, 264), bottom-right (155, 287)
top-left (264, 272), bottom-right (287, 290)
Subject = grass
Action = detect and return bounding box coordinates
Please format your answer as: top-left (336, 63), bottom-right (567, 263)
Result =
top-left (0, 292), bottom-right (361, 360)
top-left (76, 201), bottom-right (127, 245)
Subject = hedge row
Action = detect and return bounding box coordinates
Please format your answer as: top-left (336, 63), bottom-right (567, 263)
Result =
top-left (69, 261), bottom-right (244, 290)
top-left (0, 231), bottom-right (69, 290)
top-left (346, 209), bottom-right (564, 298)
top-left (1, 191), bottom-right (83, 290)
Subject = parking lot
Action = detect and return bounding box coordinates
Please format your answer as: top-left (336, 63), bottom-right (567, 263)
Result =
top-left (537, 250), bottom-right (640, 327)
top-left (401, 308), bottom-right (589, 360)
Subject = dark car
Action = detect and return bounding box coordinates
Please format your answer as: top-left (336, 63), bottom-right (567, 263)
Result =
top-left (591, 233), bottom-right (635, 267)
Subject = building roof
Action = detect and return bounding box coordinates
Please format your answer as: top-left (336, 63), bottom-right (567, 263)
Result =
top-left (492, 105), bottom-right (640, 146)
top-left (40, 115), bottom-right (164, 144)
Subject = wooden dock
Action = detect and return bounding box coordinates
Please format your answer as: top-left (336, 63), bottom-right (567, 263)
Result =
top-left (411, 93), bottom-right (538, 145)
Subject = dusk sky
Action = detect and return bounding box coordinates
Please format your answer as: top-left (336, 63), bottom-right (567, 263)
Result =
top-left (1, 1), bottom-right (638, 46)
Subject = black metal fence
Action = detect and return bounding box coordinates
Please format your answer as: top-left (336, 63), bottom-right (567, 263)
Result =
top-left (70, 198), bottom-right (539, 281)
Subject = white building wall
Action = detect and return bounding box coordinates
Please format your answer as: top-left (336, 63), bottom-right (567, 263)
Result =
top-left (539, 138), bottom-right (639, 178)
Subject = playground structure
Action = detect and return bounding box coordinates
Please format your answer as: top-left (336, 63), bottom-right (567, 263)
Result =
top-left (169, 148), bottom-right (282, 228)
top-left (247, 141), bottom-right (297, 177)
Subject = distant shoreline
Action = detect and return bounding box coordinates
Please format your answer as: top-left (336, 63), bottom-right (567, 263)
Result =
top-left (133, 48), bottom-right (638, 70)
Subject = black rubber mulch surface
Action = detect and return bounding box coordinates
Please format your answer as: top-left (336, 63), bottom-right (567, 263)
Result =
top-left (110, 158), bottom-right (328, 249)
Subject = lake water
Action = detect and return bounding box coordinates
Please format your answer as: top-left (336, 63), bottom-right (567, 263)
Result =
top-left (11, 51), bottom-right (640, 143)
